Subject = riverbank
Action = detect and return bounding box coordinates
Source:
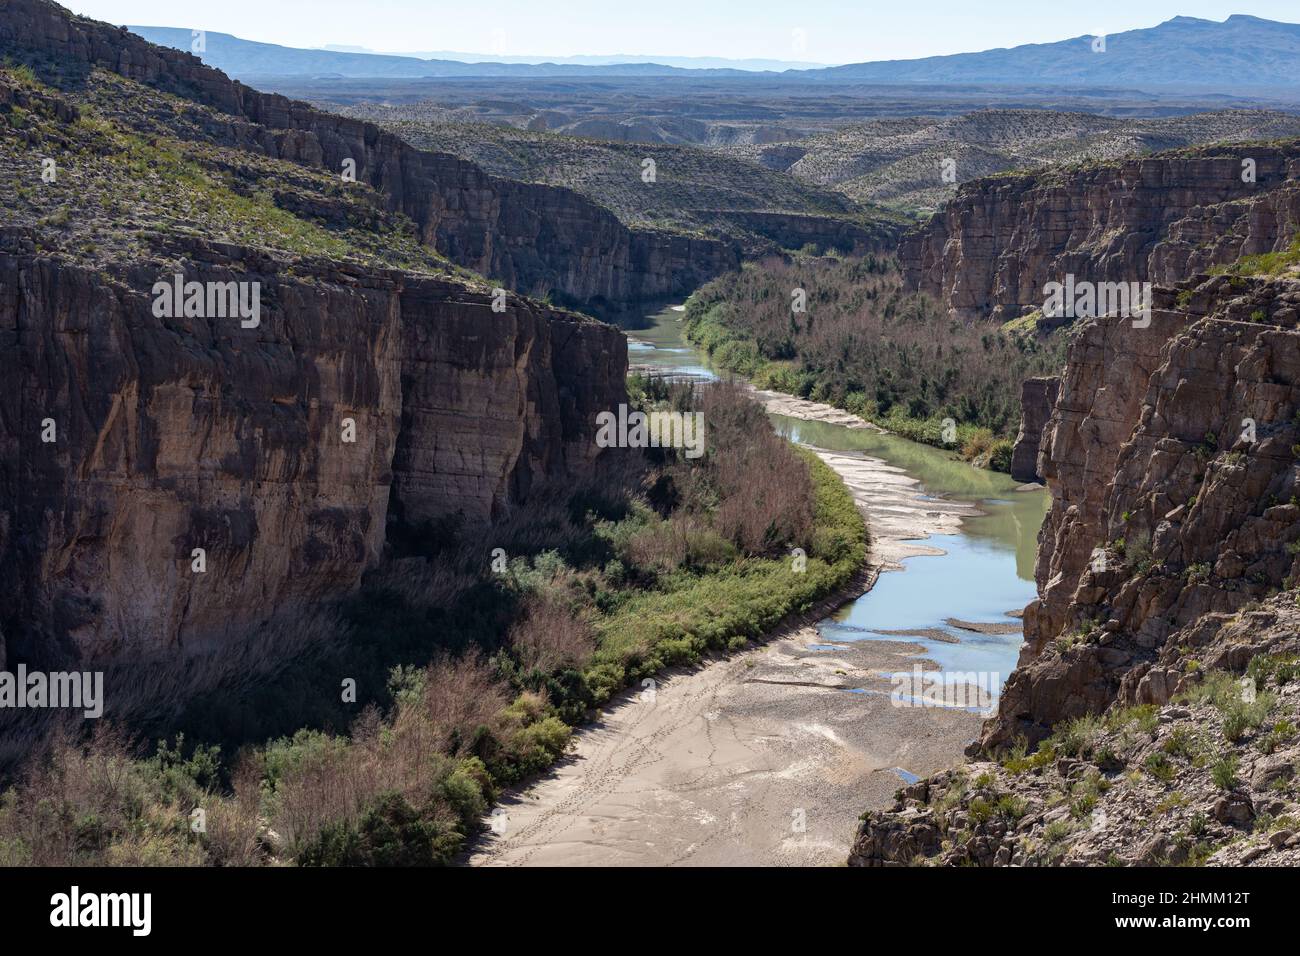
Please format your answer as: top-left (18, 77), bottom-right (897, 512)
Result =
top-left (469, 419), bottom-right (998, 866)
top-left (746, 388), bottom-right (983, 568)
top-left (468, 302), bottom-right (1046, 866)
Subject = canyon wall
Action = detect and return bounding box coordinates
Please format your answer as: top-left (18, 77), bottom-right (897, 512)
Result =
top-left (988, 275), bottom-right (1300, 748)
top-left (0, 0), bottom-right (739, 314)
top-left (708, 210), bottom-right (902, 257)
top-left (0, 231), bottom-right (626, 666)
top-left (900, 145), bottom-right (1300, 321)
top-left (850, 275), bottom-right (1300, 866)
top-left (1009, 376), bottom-right (1058, 483)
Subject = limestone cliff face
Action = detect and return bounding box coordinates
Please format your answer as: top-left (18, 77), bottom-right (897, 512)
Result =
top-left (989, 276), bottom-right (1300, 748)
top-left (850, 276), bottom-right (1300, 867)
top-left (0, 0), bottom-right (738, 314)
top-left (0, 233), bottom-right (626, 665)
top-left (900, 144), bottom-right (1300, 321)
top-left (1009, 376), bottom-right (1058, 483)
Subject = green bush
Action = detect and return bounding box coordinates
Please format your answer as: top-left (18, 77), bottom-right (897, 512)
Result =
top-left (1143, 751), bottom-right (1177, 783)
top-left (441, 757), bottom-right (493, 825)
top-left (1212, 756), bottom-right (1239, 791)
top-left (299, 792), bottom-right (462, 867)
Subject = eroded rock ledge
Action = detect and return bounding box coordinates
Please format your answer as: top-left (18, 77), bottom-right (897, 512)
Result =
top-left (901, 144), bottom-right (1300, 321)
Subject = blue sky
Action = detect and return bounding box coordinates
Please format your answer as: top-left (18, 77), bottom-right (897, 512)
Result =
top-left (69, 1), bottom-right (1300, 64)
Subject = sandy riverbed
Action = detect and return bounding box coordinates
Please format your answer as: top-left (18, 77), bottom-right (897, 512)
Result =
top-left (468, 391), bottom-right (996, 866)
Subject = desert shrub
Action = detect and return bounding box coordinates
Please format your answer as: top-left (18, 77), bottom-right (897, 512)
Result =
top-left (1221, 692), bottom-right (1274, 743)
top-left (1143, 751), bottom-right (1177, 783)
top-left (625, 519), bottom-right (689, 574)
top-left (1161, 726), bottom-right (1199, 760)
top-left (491, 716), bottom-right (572, 784)
top-left (1107, 704), bottom-right (1159, 734)
top-left (698, 382), bottom-right (813, 554)
top-left (996, 794), bottom-right (1028, 822)
top-left (0, 725), bottom-right (209, 866)
top-left (298, 791), bottom-right (463, 867)
top-left (1212, 756), bottom-right (1240, 790)
top-left (1049, 714), bottom-right (1105, 758)
top-left (1043, 820), bottom-right (1074, 844)
top-left (508, 594), bottom-right (597, 675)
top-left (968, 797), bottom-right (994, 823)
top-left (684, 527), bottom-right (739, 568)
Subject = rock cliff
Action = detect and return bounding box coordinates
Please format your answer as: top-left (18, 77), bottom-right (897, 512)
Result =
top-left (0, 230), bottom-right (626, 666)
top-left (850, 274), bottom-right (1300, 866)
top-left (0, 0), bottom-right (738, 315)
top-left (0, 0), bottom-right (635, 677)
top-left (900, 143), bottom-right (1300, 321)
top-left (1010, 376), bottom-right (1058, 483)
top-left (994, 275), bottom-right (1300, 747)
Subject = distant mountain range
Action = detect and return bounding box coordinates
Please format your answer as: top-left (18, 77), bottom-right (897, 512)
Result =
top-left (127, 27), bottom-right (754, 77)
top-left (130, 15), bottom-right (1300, 92)
top-left (806, 15), bottom-right (1300, 91)
top-left (319, 46), bottom-right (832, 72)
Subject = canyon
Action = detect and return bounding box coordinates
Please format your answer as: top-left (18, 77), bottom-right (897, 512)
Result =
top-left (4, 0), bottom-right (1300, 875)
top-left (0, 0), bottom-right (633, 677)
top-left (847, 179), bottom-right (1300, 868)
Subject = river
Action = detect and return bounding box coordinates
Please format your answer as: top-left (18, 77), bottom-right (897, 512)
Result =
top-left (470, 302), bottom-right (1048, 866)
top-left (631, 303), bottom-right (1048, 687)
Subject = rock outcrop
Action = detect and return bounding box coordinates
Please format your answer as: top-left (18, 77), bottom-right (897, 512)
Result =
top-left (0, 0), bottom-right (738, 315)
top-left (1010, 376), bottom-right (1058, 483)
top-left (993, 275), bottom-right (1300, 749)
top-left (850, 274), bottom-right (1300, 866)
top-left (850, 612), bottom-right (1300, 867)
top-left (900, 143), bottom-right (1300, 321)
top-left (0, 231), bottom-right (626, 666)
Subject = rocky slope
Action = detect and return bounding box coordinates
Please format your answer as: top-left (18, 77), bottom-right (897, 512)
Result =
top-left (900, 140), bottom-right (1300, 321)
top-left (0, 0), bottom-right (737, 315)
top-left (331, 107), bottom-right (900, 257)
top-left (850, 273), bottom-right (1300, 865)
top-left (729, 109), bottom-right (1300, 214)
top-left (0, 15), bottom-right (630, 675)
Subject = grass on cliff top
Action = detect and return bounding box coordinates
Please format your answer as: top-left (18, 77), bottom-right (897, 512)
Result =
top-left (0, 66), bottom-right (470, 280)
top-left (1211, 234), bottom-right (1300, 278)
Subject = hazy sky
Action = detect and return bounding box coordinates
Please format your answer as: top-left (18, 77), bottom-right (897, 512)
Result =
top-left (68, 1), bottom-right (1300, 64)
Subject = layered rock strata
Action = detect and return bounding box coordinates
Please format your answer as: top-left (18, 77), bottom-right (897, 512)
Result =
top-left (0, 232), bottom-right (625, 664)
top-left (901, 144), bottom-right (1300, 321)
